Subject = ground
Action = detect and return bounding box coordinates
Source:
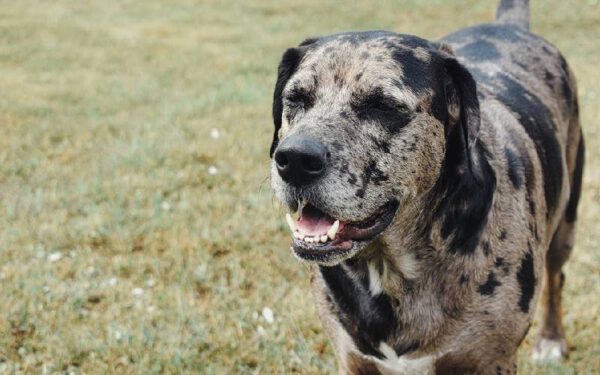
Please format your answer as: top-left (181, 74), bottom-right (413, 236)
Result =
top-left (0, 0), bottom-right (598, 374)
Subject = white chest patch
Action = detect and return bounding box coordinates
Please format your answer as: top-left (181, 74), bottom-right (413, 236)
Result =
top-left (367, 261), bottom-right (383, 295)
top-left (375, 343), bottom-right (436, 375)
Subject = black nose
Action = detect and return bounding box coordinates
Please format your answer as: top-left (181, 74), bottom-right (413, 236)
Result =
top-left (274, 135), bottom-right (328, 186)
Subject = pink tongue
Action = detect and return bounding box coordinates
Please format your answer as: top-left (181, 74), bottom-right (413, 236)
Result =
top-left (297, 206), bottom-right (335, 236)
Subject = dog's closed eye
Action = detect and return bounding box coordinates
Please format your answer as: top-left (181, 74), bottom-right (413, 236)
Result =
top-left (285, 87), bottom-right (315, 110)
top-left (352, 89), bottom-right (413, 131)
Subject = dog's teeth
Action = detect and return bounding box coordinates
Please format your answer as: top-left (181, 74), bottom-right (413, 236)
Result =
top-left (327, 220), bottom-right (340, 240)
top-left (286, 213), bottom-right (296, 232)
top-left (293, 231), bottom-right (307, 240)
top-left (320, 235), bottom-right (328, 243)
top-left (305, 237), bottom-right (314, 243)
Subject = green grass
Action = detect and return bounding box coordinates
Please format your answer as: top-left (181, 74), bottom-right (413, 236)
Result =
top-left (0, 0), bottom-right (598, 373)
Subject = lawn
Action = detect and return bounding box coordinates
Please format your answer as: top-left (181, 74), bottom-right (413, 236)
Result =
top-left (0, 0), bottom-right (598, 373)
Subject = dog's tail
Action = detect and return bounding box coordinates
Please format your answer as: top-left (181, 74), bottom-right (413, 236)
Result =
top-left (496, 0), bottom-right (530, 30)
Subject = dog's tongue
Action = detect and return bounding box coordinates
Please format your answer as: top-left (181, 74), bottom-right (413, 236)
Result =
top-left (297, 205), bottom-right (335, 236)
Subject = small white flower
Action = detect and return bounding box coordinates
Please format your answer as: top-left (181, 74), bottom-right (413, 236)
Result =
top-left (132, 287), bottom-right (144, 297)
top-left (210, 128), bottom-right (221, 139)
top-left (146, 278), bottom-right (155, 288)
top-left (48, 252), bottom-right (62, 262)
top-left (262, 307), bottom-right (274, 324)
top-left (107, 277), bottom-right (118, 286)
top-left (161, 201), bottom-right (171, 211)
top-left (42, 285), bottom-right (50, 294)
top-left (257, 325), bottom-right (266, 336)
top-left (208, 165), bottom-right (218, 175)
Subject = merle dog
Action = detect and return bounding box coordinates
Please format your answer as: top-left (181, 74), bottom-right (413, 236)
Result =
top-left (269, 0), bottom-right (584, 373)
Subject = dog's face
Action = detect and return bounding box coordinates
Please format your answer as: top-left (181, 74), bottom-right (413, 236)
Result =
top-left (270, 32), bottom-right (479, 265)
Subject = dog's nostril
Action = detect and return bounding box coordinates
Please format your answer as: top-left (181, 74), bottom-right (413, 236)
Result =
top-left (302, 155), bottom-right (324, 173)
top-left (275, 153), bottom-right (289, 168)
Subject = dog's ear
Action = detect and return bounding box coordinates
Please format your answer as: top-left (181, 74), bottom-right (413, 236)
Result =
top-left (440, 48), bottom-right (482, 175)
top-left (270, 38), bottom-right (318, 157)
top-left (433, 48), bottom-right (496, 255)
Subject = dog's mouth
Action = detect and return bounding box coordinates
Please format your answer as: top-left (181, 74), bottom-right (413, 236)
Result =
top-left (284, 200), bottom-right (399, 265)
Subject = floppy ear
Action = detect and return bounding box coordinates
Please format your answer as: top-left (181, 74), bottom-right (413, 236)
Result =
top-left (441, 52), bottom-right (482, 175)
top-left (433, 48), bottom-right (496, 255)
top-left (270, 38), bottom-right (318, 157)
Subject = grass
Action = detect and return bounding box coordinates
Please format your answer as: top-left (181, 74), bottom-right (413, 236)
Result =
top-left (0, 0), bottom-right (598, 373)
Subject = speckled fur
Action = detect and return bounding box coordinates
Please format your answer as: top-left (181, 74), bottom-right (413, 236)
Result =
top-left (270, 1), bottom-right (583, 373)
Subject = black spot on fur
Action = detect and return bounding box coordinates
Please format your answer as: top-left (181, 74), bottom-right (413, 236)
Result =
top-left (333, 73), bottom-right (342, 87)
top-left (558, 54), bottom-right (576, 110)
top-left (391, 48), bottom-right (432, 94)
top-left (505, 147), bottom-right (524, 189)
top-left (544, 70), bottom-right (555, 88)
top-left (527, 199), bottom-right (535, 216)
top-left (456, 39), bottom-right (501, 62)
top-left (565, 135), bottom-right (584, 223)
top-left (443, 24), bottom-right (525, 48)
top-left (459, 274), bottom-right (469, 285)
top-left (320, 265), bottom-right (397, 359)
top-left (494, 71), bottom-right (563, 216)
top-left (517, 250), bottom-right (535, 313)
top-left (355, 72), bottom-right (363, 81)
top-left (479, 272), bottom-right (501, 295)
top-left (369, 134), bottom-right (391, 154)
top-left (355, 160), bottom-right (388, 197)
top-left (482, 241), bottom-right (491, 256)
top-left (499, 229), bottom-right (507, 241)
top-left (495, 257), bottom-right (505, 268)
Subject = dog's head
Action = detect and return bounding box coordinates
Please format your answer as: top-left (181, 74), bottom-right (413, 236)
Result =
top-left (270, 31), bottom-right (481, 265)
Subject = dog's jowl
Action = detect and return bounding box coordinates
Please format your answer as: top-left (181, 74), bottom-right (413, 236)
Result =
top-left (269, 0), bottom-right (584, 373)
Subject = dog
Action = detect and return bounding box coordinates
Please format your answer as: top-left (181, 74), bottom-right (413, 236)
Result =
top-left (269, 0), bottom-right (584, 373)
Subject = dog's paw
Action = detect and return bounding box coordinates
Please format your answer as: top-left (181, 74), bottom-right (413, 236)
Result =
top-left (532, 337), bottom-right (568, 362)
